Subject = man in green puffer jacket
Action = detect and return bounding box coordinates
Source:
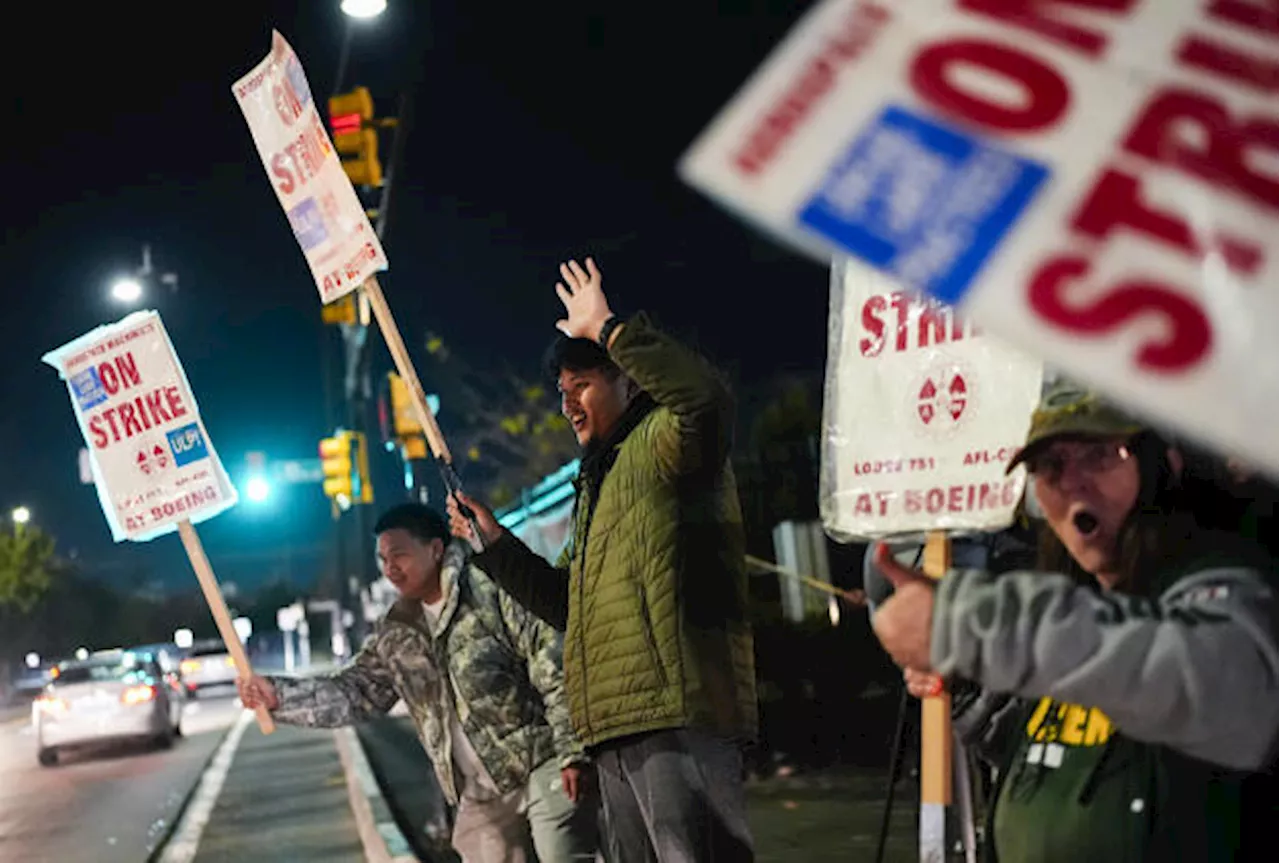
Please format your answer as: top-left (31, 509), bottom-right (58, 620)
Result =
top-left (448, 257), bottom-right (758, 862)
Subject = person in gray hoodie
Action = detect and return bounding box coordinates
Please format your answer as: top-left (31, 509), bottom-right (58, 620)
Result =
top-left (871, 380), bottom-right (1278, 862)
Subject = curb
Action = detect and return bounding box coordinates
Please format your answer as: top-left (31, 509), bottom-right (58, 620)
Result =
top-left (149, 709), bottom-right (252, 863)
top-left (334, 725), bottom-right (418, 863)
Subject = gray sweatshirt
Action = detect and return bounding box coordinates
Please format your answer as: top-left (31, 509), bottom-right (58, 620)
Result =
top-left (934, 562), bottom-right (1278, 772)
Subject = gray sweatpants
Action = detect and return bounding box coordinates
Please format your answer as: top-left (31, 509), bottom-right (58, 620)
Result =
top-left (593, 728), bottom-right (753, 863)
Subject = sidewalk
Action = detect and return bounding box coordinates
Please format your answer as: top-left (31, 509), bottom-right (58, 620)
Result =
top-left (189, 721), bottom-right (368, 863)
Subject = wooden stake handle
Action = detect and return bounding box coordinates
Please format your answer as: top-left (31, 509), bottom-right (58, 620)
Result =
top-left (177, 520), bottom-right (275, 735)
top-left (362, 276), bottom-right (451, 463)
top-left (360, 276), bottom-right (487, 548)
top-left (920, 530), bottom-right (953, 806)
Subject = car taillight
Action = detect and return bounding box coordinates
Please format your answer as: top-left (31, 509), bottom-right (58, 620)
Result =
top-left (36, 695), bottom-right (67, 714)
top-left (122, 685), bottom-right (157, 705)
top-left (181, 660), bottom-right (200, 674)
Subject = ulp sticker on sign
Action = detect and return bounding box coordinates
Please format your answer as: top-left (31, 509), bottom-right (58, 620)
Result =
top-left (797, 105), bottom-right (1050, 305)
top-left (680, 0), bottom-right (1279, 477)
top-left (43, 311), bottom-right (238, 542)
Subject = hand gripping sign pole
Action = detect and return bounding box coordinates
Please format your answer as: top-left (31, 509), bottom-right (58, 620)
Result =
top-left (233, 32), bottom-right (484, 546)
top-left (43, 311), bottom-right (274, 735)
top-left (818, 259), bottom-right (1040, 861)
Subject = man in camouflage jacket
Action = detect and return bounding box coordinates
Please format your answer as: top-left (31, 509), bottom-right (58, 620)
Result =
top-left (237, 504), bottom-right (598, 862)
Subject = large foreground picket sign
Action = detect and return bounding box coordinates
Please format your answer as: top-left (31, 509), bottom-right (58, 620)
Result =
top-left (821, 257), bottom-right (1041, 859)
top-left (43, 312), bottom-right (274, 733)
top-left (680, 0), bottom-right (1279, 478)
top-left (233, 32), bottom-right (478, 534)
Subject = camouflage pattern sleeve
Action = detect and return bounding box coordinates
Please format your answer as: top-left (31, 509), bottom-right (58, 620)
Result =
top-left (267, 636), bottom-right (400, 728)
top-left (473, 531), bottom-right (571, 631)
top-left (498, 588), bottom-right (587, 768)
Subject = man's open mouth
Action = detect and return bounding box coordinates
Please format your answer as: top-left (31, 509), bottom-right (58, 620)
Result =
top-left (1072, 509), bottom-right (1101, 539)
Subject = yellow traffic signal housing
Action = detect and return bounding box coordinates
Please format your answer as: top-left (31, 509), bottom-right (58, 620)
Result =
top-left (321, 294), bottom-right (358, 325)
top-left (319, 431), bottom-right (374, 506)
top-left (401, 435), bottom-right (429, 461)
top-left (319, 434), bottom-right (354, 501)
top-left (353, 431), bottom-right (374, 505)
top-left (329, 86), bottom-right (383, 187)
top-left (388, 372), bottom-right (421, 438)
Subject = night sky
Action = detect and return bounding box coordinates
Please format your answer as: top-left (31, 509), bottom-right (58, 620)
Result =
top-left (0, 1), bottom-right (827, 594)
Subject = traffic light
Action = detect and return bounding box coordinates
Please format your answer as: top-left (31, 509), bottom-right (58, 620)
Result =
top-left (321, 294), bottom-right (357, 325)
top-left (388, 372), bottom-right (421, 438)
top-left (386, 373), bottom-right (439, 461)
top-left (329, 86), bottom-right (382, 188)
top-left (319, 430), bottom-right (373, 508)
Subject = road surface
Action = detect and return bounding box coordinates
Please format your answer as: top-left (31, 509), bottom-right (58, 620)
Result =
top-left (0, 687), bottom-right (243, 862)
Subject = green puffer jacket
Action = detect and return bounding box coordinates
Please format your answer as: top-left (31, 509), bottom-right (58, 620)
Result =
top-left (477, 313), bottom-right (758, 748)
top-left (268, 541), bottom-right (584, 805)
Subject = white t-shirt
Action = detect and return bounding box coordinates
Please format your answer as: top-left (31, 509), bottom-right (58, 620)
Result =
top-left (422, 596), bottom-right (499, 799)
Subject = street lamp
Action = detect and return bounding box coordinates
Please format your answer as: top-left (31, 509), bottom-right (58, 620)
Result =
top-left (11, 506), bottom-right (30, 526)
top-left (110, 278), bottom-right (144, 304)
top-left (245, 476), bottom-right (272, 503)
top-left (341, 0), bottom-right (387, 17)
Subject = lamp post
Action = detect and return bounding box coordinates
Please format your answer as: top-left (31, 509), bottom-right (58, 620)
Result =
top-left (11, 506), bottom-right (30, 527)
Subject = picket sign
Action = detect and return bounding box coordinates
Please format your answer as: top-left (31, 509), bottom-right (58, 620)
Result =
top-left (820, 257), bottom-right (1040, 859)
top-left (233, 32), bottom-right (482, 541)
top-left (680, 0), bottom-right (1279, 478)
top-left (231, 30), bottom-right (387, 304)
top-left (43, 312), bottom-right (273, 734)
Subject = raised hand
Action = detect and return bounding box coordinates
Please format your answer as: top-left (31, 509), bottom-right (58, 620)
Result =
top-left (554, 258), bottom-right (613, 341)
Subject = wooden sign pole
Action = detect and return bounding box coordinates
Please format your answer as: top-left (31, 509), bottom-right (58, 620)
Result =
top-left (360, 276), bottom-right (485, 544)
top-left (361, 276), bottom-right (451, 463)
top-left (919, 529), bottom-right (952, 862)
top-left (177, 520), bottom-right (275, 734)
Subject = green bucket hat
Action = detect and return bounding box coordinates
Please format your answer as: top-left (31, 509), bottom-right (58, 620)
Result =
top-left (1006, 379), bottom-right (1145, 475)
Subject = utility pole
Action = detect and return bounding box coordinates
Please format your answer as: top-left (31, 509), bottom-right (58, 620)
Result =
top-left (321, 70), bottom-right (416, 645)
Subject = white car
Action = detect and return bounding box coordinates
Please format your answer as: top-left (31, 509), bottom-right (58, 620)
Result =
top-left (179, 640), bottom-right (238, 697)
top-left (35, 650), bottom-right (183, 766)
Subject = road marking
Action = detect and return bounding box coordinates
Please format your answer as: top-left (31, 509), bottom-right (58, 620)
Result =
top-left (333, 727), bottom-right (417, 863)
top-left (154, 709), bottom-right (252, 863)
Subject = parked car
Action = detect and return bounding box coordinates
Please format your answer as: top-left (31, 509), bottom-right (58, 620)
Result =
top-left (179, 640), bottom-right (237, 697)
top-left (127, 642), bottom-right (189, 703)
top-left (35, 649), bottom-right (183, 767)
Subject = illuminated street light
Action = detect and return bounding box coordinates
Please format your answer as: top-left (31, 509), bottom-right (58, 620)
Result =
top-left (111, 278), bottom-right (144, 304)
top-left (11, 506), bottom-right (30, 526)
top-left (341, 0), bottom-right (386, 18)
top-left (25, 652), bottom-right (39, 669)
top-left (245, 476), bottom-right (271, 503)
top-left (75, 647), bottom-right (89, 661)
